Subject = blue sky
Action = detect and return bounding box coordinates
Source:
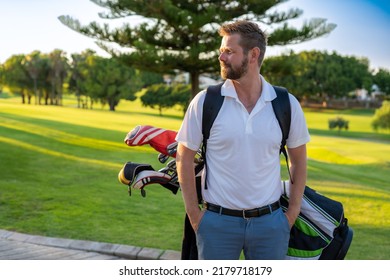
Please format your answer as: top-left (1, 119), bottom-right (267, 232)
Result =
top-left (1, 0), bottom-right (389, 71)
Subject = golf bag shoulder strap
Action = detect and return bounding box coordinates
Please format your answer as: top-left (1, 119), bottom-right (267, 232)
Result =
top-left (271, 86), bottom-right (291, 150)
top-left (271, 86), bottom-right (293, 182)
top-left (203, 82), bottom-right (225, 143)
top-left (202, 82), bottom-right (224, 189)
top-left (202, 83), bottom-right (292, 182)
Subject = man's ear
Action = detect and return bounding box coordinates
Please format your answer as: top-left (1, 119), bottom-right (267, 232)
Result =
top-left (250, 47), bottom-right (261, 64)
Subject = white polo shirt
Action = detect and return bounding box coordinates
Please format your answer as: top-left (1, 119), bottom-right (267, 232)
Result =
top-left (176, 75), bottom-right (310, 209)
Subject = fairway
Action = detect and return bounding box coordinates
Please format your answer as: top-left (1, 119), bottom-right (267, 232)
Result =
top-left (0, 95), bottom-right (389, 259)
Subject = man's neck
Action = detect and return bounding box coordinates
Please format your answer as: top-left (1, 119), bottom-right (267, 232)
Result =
top-left (232, 73), bottom-right (262, 112)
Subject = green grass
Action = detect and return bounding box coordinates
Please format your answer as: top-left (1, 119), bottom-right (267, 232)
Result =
top-left (0, 96), bottom-right (389, 259)
top-left (0, 97), bottom-right (185, 250)
top-left (294, 109), bottom-right (390, 259)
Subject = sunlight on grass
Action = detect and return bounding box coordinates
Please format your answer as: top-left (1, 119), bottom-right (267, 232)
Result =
top-left (0, 97), bottom-right (183, 132)
top-left (0, 135), bottom-right (122, 169)
top-left (313, 183), bottom-right (390, 200)
top-left (308, 135), bottom-right (390, 164)
top-left (0, 116), bottom-right (130, 151)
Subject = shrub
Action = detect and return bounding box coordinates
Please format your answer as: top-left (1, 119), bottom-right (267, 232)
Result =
top-left (372, 101), bottom-right (390, 131)
top-left (329, 117), bottom-right (349, 134)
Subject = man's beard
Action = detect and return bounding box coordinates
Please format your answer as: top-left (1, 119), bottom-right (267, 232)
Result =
top-left (220, 56), bottom-right (248, 80)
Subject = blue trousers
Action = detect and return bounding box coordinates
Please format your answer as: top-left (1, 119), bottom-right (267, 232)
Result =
top-left (196, 208), bottom-right (290, 260)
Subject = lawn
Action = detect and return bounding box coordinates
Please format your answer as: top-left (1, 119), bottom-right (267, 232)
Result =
top-left (0, 94), bottom-right (389, 259)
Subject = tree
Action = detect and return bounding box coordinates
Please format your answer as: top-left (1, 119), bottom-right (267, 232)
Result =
top-left (83, 56), bottom-right (137, 111)
top-left (373, 68), bottom-right (390, 96)
top-left (2, 55), bottom-right (32, 104)
top-left (264, 50), bottom-right (373, 104)
top-left (140, 84), bottom-right (174, 115)
top-left (140, 83), bottom-right (191, 115)
top-left (68, 50), bottom-right (96, 108)
top-left (24, 51), bottom-right (47, 105)
top-left (170, 83), bottom-right (191, 115)
top-left (47, 49), bottom-right (69, 105)
top-left (136, 70), bottom-right (165, 88)
top-left (2, 51), bottom-right (69, 106)
top-left (372, 101), bottom-right (390, 131)
top-left (262, 51), bottom-right (301, 95)
top-left (59, 0), bottom-right (336, 100)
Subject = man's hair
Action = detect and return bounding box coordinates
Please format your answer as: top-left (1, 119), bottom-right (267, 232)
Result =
top-left (218, 20), bottom-right (268, 66)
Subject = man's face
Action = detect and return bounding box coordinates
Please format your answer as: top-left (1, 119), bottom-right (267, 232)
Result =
top-left (219, 33), bottom-right (248, 80)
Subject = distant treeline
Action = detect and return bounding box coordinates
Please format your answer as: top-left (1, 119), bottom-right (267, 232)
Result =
top-left (0, 49), bottom-right (389, 113)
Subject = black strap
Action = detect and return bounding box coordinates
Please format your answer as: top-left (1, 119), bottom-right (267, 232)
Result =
top-left (202, 82), bottom-right (224, 189)
top-left (271, 86), bottom-right (293, 183)
top-left (202, 83), bottom-right (224, 144)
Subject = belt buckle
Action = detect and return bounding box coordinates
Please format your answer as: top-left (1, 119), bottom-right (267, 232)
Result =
top-left (242, 209), bottom-right (249, 219)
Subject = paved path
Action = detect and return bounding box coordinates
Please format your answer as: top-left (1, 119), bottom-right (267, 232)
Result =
top-left (0, 229), bottom-right (180, 260)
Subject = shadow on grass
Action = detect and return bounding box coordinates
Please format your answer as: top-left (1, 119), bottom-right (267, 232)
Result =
top-left (306, 159), bottom-right (390, 193)
top-left (308, 128), bottom-right (390, 142)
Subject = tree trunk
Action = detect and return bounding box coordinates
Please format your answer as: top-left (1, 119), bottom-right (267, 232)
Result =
top-left (77, 91), bottom-right (81, 108)
top-left (50, 81), bottom-right (56, 105)
top-left (190, 71), bottom-right (200, 100)
top-left (58, 82), bottom-right (63, 106)
top-left (21, 90), bottom-right (25, 104)
top-left (33, 79), bottom-right (38, 105)
top-left (39, 89), bottom-right (43, 105)
top-left (108, 98), bottom-right (116, 111)
top-left (44, 90), bottom-right (49, 105)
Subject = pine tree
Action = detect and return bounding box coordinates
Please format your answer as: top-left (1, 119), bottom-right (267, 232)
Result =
top-left (59, 0), bottom-right (336, 99)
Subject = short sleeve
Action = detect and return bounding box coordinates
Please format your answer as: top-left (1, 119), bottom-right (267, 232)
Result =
top-left (175, 90), bottom-right (206, 151)
top-left (286, 94), bottom-right (310, 148)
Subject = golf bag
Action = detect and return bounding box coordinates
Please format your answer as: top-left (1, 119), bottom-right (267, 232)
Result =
top-left (118, 84), bottom-right (353, 260)
top-left (281, 181), bottom-right (353, 259)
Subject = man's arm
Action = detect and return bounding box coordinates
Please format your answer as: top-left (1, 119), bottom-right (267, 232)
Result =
top-left (285, 144), bottom-right (307, 227)
top-left (176, 143), bottom-right (204, 231)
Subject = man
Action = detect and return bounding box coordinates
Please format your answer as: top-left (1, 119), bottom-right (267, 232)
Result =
top-left (175, 20), bottom-right (310, 260)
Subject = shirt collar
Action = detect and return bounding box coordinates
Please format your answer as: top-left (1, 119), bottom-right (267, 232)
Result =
top-left (221, 75), bottom-right (277, 102)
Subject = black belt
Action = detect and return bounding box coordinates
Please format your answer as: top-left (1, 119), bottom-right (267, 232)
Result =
top-left (204, 201), bottom-right (280, 219)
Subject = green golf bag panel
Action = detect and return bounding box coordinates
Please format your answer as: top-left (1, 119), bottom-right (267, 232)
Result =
top-left (281, 195), bottom-right (331, 259)
top-left (281, 181), bottom-right (350, 259)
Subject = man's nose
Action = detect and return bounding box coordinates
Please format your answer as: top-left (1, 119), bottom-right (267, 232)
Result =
top-left (219, 52), bottom-right (226, 62)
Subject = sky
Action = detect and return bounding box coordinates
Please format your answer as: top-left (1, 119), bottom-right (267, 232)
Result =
top-left (1, 0), bottom-right (389, 71)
